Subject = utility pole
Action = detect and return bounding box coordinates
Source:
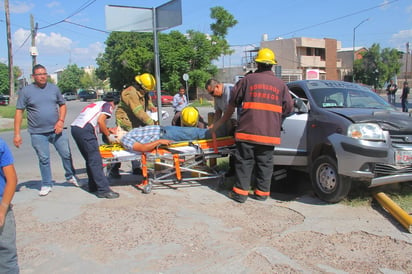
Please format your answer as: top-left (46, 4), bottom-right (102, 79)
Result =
top-left (30, 14), bottom-right (38, 71)
top-left (4, 0), bottom-right (15, 102)
top-left (406, 42), bottom-right (410, 82)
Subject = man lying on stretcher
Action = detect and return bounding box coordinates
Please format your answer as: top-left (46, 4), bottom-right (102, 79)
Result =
top-left (114, 107), bottom-right (235, 153)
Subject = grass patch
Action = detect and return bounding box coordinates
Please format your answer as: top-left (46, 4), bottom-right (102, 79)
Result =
top-left (0, 105), bottom-right (27, 131)
top-left (189, 99), bottom-right (213, 107)
top-left (0, 105), bottom-right (18, 118)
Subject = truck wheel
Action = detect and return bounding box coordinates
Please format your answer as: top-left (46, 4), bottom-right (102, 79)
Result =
top-left (310, 155), bottom-right (351, 203)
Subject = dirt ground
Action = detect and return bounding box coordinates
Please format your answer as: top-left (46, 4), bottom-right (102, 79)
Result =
top-left (12, 162), bottom-right (412, 274)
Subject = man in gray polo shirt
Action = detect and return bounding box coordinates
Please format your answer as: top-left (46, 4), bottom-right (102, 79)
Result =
top-left (14, 64), bottom-right (78, 196)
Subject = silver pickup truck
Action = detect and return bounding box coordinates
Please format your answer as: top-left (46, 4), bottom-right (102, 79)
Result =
top-left (275, 80), bottom-right (412, 203)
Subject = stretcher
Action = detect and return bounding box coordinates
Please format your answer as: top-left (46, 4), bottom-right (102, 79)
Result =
top-left (99, 136), bottom-right (235, 194)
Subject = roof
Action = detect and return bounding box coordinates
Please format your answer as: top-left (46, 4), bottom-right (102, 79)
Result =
top-left (338, 47), bottom-right (366, 52)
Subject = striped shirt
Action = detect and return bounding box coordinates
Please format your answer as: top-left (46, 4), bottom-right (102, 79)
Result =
top-left (120, 125), bottom-right (162, 151)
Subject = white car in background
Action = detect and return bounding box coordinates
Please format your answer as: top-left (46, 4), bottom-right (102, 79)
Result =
top-left (63, 92), bottom-right (77, 101)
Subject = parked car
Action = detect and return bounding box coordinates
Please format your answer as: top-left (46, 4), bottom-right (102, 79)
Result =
top-left (0, 95), bottom-right (10, 105)
top-left (275, 80), bottom-right (412, 203)
top-left (149, 91), bottom-right (173, 106)
top-left (63, 92), bottom-right (77, 101)
top-left (78, 90), bottom-right (97, 101)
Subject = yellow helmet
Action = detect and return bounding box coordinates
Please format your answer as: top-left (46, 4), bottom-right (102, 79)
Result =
top-left (255, 48), bottom-right (277, 65)
top-left (135, 73), bottom-right (156, 91)
top-left (181, 106), bottom-right (199, 127)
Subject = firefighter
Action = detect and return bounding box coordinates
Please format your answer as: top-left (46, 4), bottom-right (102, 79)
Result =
top-left (180, 106), bottom-right (207, 128)
top-left (211, 48), bottom-right (294, 203)
top-left (116, 73), bottom-right (157, 130)
top-left (113, 73), bottom-right (157, 177)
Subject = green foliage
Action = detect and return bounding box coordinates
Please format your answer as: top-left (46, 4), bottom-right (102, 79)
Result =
top-left (57, 64), bottom-right (85, 93)
top-left (354, 43), bottom-right (402, 88)
top-left (0, 63), bottom-right (22, 95)
top-left (95, 6), bottom-right (237, 96)
top-left (96, 32), bottom-right (154, 91)
top-left (80, 70), bottom-right (104, 90)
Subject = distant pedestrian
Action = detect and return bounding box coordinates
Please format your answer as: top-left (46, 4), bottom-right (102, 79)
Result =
top-left (0, 137), bottom-right (19, 273)
top-left (71, 93), bottom-right (120, 199)
top-left (171, 86), bottom-right (188, 126)
top-left (14, 64), bottom-right (78, 197)
top-left (386, 79), bottom-right (398, 105)
top-left (401, 81), bottom-right (409, 113)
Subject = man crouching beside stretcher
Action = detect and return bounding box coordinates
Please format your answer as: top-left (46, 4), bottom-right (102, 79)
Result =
top-left (116, 120), bottom-right (234, 153)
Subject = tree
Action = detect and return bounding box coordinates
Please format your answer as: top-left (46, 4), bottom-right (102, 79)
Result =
top-left (0, 62), bottom-right (22, 95)
top-left (96, 32), bottom-right (154, 91)
top-left (80, 70), bottom-right (104, 90)
top-left (95, 6), bottom-right (237, 94)
top-left (354, 43), bottom-right (402, 90)
top-left (57, 64), bottom-right (85, 93)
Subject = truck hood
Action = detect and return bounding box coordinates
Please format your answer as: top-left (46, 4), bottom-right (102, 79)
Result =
top-left (330, 109), bottom-right (412, 132)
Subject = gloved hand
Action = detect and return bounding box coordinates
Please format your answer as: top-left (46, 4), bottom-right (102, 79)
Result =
top-left (107, 134), bottom-right (118, 144)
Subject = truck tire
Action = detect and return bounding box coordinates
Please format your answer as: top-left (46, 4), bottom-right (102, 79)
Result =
top-left (310, 155), bottom-right (351, 203)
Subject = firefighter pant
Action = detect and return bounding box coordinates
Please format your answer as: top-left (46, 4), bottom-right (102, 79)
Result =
top-left (233, 141), bottom-right (274, 200)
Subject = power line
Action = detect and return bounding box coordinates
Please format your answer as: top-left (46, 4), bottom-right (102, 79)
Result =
top-left (37, 0), bottom-right (97, 30)
top-left (63, 20), bottom-right (109, 34)
top-left (275, 0), bottom-right (400, 38)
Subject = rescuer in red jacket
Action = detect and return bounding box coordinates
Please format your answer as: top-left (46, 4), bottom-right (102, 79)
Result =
top-left (212, 48), bottom-right (294, 203)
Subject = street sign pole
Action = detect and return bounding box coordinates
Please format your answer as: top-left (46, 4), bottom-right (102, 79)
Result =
top-left (183, 73), bottom-right (189, 102)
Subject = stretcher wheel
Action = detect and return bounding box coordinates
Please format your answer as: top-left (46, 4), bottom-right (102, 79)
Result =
top-left (142, 181), bottom-right (153, 194)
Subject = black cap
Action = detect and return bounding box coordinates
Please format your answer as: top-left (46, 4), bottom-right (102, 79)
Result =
top-left (103, 93), bottom-right (115, 102)
top-left (103, 92), bottom-right (120, 105)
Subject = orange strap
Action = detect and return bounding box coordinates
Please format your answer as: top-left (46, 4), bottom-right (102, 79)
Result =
top-left (173, 154), bottom-right (182, 180)
top-left (233, 187), bottom-right (249, 196)
top-left (212, 132), bottom-right (218, 153)
top-left (255, 189), bottom-right (270, 196)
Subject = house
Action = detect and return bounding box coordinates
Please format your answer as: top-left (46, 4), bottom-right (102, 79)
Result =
top-left (253, 37), bottom-right (342, 81)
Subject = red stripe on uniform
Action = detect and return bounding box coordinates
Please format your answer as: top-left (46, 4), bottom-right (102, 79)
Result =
top-left (235, 132), bottom-right (281, 145)
top-left (243, 102), bottom-right (282, 113)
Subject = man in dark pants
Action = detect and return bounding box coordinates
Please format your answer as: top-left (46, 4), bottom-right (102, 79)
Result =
top-left (71, 94), bottom-right (120, 199)
top-left (211, 48), bottom-right (294, 203)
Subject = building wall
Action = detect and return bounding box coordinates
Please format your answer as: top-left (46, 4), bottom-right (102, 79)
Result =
top-left (259, 37), bottom-right (341, 80)
top-left (325, 38), bottom-right (338, 80)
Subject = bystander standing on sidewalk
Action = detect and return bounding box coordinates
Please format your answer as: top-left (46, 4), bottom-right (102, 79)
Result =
top-left (13, 64), bottom-right (78, 197)
top-left (401, 81), bottom-right (409, 113)
top-left (171, 86), bottom-right (188, 126)
top-left (386, 79), bottom-right (398, 106)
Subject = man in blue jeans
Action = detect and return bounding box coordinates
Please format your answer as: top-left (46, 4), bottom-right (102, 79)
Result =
top-left (14, 64), bottom-right (78, 196)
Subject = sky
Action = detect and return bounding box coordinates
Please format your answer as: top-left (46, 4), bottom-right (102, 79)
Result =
top-left (0, 0), bottom-right (411, 79)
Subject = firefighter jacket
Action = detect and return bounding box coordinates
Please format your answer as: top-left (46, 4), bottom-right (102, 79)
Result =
top-left (230, 70), bottom-right (294, 146)
top-left (116, 85), bottom-right (156, 131)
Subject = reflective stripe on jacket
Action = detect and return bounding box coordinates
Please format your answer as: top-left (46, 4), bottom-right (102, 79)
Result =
top-left (230, 70), bottom-right (293, 146)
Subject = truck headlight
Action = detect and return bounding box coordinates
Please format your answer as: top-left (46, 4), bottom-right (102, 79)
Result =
top-left (347, 123), bottom-right (385, 141)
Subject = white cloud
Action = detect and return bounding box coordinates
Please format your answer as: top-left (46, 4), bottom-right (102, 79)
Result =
top-left (0, 1), bottom-right (34, 13)
top-left (380, 0), bottom-right (390, 10)
top-left (71, 42), bottom-right (105, 65)
top-left (46, 1), bottom-right (60, 8)
top-left (390, 29), bottom-right (412, 50)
